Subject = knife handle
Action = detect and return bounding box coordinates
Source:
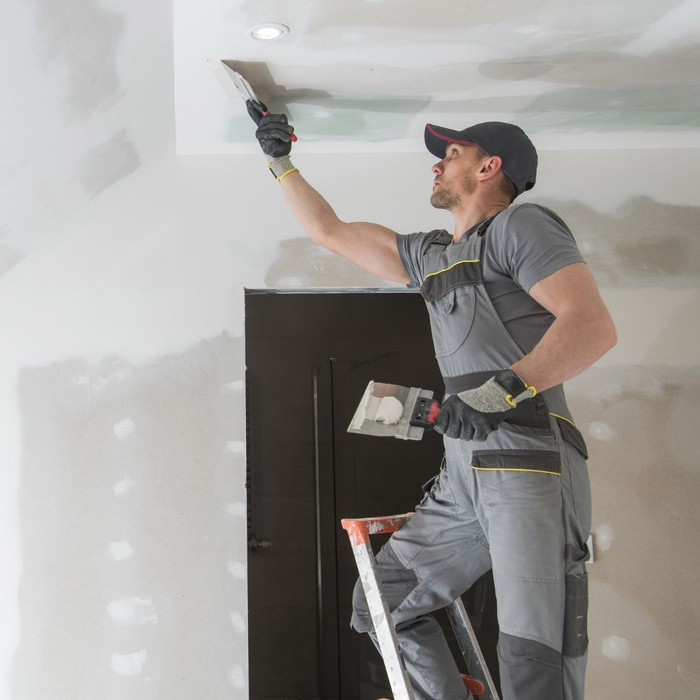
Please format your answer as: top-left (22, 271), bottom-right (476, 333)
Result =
top-left (409, 398), bottom-right (440, 429)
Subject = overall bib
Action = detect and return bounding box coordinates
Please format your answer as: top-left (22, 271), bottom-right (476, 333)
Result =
top-left (352, 216), bottom-right (592, 700)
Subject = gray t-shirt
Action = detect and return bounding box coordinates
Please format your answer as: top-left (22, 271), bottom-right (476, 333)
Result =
top-left (397, 203), bottom-right (586, 355)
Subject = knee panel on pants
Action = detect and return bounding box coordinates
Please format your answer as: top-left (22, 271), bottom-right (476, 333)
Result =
top-left (499, 633), bottom-right (563, 700)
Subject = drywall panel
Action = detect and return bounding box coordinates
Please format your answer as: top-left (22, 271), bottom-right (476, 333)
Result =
top-left (174, 0), bottom-right (700, 154)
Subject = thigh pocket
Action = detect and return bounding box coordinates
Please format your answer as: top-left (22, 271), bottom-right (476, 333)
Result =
top-left (563, 542), bottom-right (589, 657)
top-left (471, 450), bottom-right (561, 477)
top-left (471, 420), bottom-right (562, 477)
top-left (563, 572), bottom-right (589, 657)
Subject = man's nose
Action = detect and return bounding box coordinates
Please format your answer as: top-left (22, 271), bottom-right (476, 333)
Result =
top-left (432, 161), bottom-right (444, 175)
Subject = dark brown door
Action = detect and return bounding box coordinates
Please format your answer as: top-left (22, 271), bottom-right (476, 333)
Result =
top-left (245, 291), bottom-right (499, 700)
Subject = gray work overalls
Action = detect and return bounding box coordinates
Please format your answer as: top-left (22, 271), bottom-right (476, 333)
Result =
top-left (352, 215), bottom-right (592, 700)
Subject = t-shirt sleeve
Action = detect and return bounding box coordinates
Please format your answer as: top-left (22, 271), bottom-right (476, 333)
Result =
top-left (396, 230), bottom-right (443, 289)
top-left (489, 204), bottom-right (586, 293)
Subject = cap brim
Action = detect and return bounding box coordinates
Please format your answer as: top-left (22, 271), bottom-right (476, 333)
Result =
top-left (424, 124), bottom-right (477, 158)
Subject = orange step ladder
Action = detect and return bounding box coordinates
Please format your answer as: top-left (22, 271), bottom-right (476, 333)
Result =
top-left (342, 514), bottom-right (500, 700)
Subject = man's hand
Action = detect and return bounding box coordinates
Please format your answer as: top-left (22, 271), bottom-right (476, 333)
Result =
top-left (247, 100), bottom-right (295, 158)
top-left (434, 395), bottom-right (507, 441)
top-left (434, 370), bottom-right (535, 441)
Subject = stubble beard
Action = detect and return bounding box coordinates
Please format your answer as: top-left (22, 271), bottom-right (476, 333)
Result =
top-left (430, 173), bottom-right (477, 211)
top-left (430, 188), bottom-right (460, 211)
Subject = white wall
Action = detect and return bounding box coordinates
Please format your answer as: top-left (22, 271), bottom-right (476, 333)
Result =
top-left (1, 0), bottom-right (699, 696)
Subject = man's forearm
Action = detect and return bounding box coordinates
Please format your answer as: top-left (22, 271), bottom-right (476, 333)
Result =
top-left (279, 171), bottom-right (339, 244)
top-left (510, 311), bottom-right (617, 393)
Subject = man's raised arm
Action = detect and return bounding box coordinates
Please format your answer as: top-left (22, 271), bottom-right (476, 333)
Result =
top-left (248, 100), bottom-right (409, 285)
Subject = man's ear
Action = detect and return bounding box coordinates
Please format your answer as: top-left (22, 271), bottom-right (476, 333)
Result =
top-left (478, 155), bottom-right (503, 183)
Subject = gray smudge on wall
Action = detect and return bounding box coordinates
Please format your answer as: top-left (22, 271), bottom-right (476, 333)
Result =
top-left (539, 197), bottom-right (700, 288)
top-left (265, 238), bottom-right (398, 289)
top-left (78, 131), bottom-right (141, 198)
top-left (27, 0), bottom-right (125, 120)
top-left (480, 45), bottom-right (700, 89)
top-left (266, 198), bottom-right (700, 290)
top-left (12, 333), bottom-right (246, 699)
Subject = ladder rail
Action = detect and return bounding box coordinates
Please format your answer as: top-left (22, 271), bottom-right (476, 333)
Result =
top-left (447, 597), bottom-right (501, 700)
top-left (349, 537), bottom-right (415, 700)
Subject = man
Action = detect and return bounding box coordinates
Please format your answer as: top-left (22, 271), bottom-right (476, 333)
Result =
top-left (247, 100), bottom-right (617, 700)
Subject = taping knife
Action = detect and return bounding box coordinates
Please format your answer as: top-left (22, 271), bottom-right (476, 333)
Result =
top-left (220, 62), bottom-right (298, 142)
top-left (347, 381), bottom-right (440, 441)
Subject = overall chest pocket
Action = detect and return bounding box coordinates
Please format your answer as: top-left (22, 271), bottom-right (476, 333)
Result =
top-left (425, 285), bottom-right (477, 357)
top-left (421, 254), bottom-right (482, 358)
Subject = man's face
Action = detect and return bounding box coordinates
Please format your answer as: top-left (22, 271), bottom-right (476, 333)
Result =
top-left (430, 143), bottom-right (481, 211)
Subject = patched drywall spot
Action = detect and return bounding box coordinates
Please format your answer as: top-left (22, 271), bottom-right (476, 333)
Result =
top-left (228, 663), bottom-right (246, 688)
top-left (111, 650), bottom-right (147, 676)
top-left (229, 611), bottom-right (246, 633)
top-left (595, 524), bottom-right (615, 552)
top-left (588, 421), bottom-right (616, 441)
top-left (537, 197), bottom-right (700, 288)
top-left (226, 502), bottom-right (246, 518)
top-left (78, 131), bottom-right (141, 199)
top-left (112, 476), bottom-right (136, 495)
top-left (602, 635), bottom-right (631, 660)
top-left (12, 333), bottom-right (246, 698)
top-left (228, 561), bottom-right (246, 579)
top-left (113, 417), bottom-right (136, 440)
top-left (108, 541), bottom-right (133, 561)
top-left (106, 597), bottom-right (157, 627)
top-left (28, 0), bottom-right (125, 120)
top-left (266, 238), bottom-right (399, 288)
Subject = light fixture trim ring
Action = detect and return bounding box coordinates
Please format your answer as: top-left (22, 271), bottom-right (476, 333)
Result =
top-left (247, 23), bottom-right (291, 41)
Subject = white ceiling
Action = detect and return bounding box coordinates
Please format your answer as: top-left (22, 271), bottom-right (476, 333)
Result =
top-left (174, 0), bottom-right (700, 154)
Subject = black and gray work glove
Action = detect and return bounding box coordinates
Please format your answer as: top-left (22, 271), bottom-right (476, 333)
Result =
top-left (434, 369), bottom-right (537, 442)
top-left (246, 100), bottom-right (295, 158)
top-left (434, 396), bottom-right (507, 441)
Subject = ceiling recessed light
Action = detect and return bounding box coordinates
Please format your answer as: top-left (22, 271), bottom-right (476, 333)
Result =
top-left (247, 23), bottom-right (290, 41)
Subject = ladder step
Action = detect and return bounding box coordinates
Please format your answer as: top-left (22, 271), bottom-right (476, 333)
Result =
top-left (341, 513), bottom-right (414, 545)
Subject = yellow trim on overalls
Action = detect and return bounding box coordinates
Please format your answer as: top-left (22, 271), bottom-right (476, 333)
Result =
top-left (423, 259), bottom-right (480, 279)
top-left (472, 466), bottom-right (561, 477)
top-left (549, 412), bottom-right (576, 427)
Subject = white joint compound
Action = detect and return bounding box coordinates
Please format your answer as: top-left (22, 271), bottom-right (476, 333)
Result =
top-left (375, 396), bottom-right (404, 425)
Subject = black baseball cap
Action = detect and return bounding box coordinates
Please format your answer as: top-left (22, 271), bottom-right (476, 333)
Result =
top-left (425, 121), bottom-right (538, 196)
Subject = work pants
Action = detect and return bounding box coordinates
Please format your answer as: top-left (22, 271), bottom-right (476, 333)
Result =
top-left (351, 418), bottom-right (591, 700)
